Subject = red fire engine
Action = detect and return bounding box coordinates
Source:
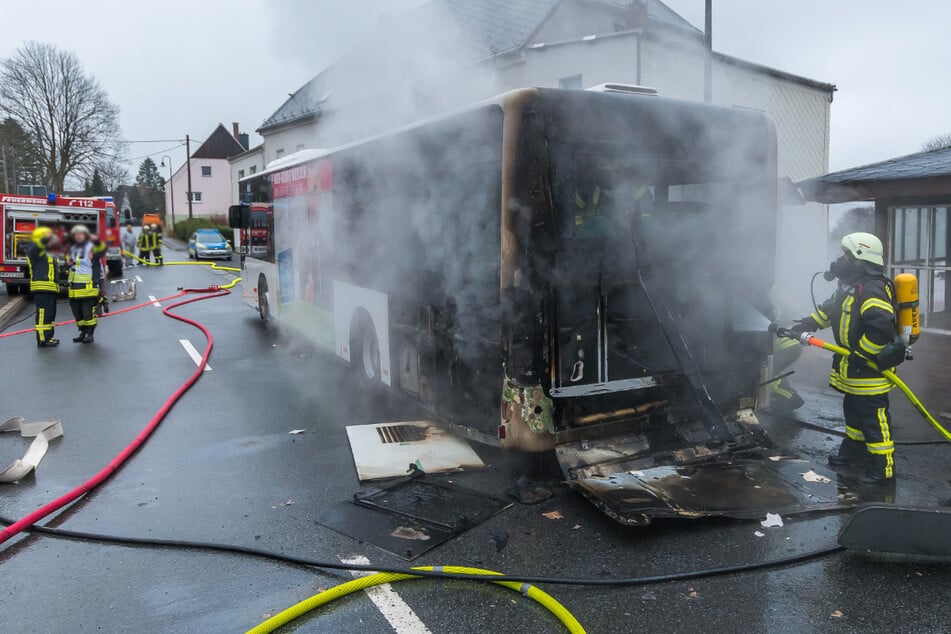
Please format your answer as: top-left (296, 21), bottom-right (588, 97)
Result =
top-left (0, 192), bottom-right (122, 294)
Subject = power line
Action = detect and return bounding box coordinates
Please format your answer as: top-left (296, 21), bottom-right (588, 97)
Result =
top-left (125, 142), bottom-right (186, 163)
top-left (124, 139), bottom-right (186, 144)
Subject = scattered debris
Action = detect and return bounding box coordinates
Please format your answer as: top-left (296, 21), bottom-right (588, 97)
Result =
top-left (754, 530), bottom-right (765, 537)
top-left (768, 456), bottom-right (782, 461)
top-left (543, 510), bottom-right (564, 520)
top-left (939, 411), bottom-right (951, 420)
top-left (491, 528), bottom-right (509, 552)
top-left (509, 476), bottom-right (553, 504)
top-left (288, 429), bottom-right (306, 435)
top-left (641, 591), bottom-right (657, 601)
top-left (761, 513), bottom-right (784, 528)
top-left (572, 524), bottom-right (582, 530)
top-left (800, 470), bottom-right (832, 484)
top-left (831, 610), bottom-right (844, 619)
top-left (271, 499), bottom-right (295, 508)
top-left (390, 526), bottom-right (430, 541)
top-left (686, 588), bottom-right (699, 599)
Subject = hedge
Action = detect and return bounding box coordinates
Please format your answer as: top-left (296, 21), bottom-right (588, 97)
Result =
top-left (172, 218), bottom-right (233, 243)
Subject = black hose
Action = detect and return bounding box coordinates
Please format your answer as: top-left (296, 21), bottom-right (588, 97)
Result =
top-left (0, 513), bottom-right (843, 586)
top-left (770, 412), bottom-right (947, 446)
top-left (810, 270), bottom-right (824, 317)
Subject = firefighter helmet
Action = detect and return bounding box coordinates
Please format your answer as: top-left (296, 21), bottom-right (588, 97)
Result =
top-left (841, 232), bottom-right (884, 267)
top-left (70, 224), bottom-right (90, 236)
top-left (32, 227), bottom-right (52, 242)
top-left (150, 224), bottom-right (159, 230)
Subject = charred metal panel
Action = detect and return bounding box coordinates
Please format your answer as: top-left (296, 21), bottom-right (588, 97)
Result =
top-left (573, 458), bottom-right (843, 526)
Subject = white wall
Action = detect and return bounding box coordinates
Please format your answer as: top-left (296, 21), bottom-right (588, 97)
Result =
top-left (165, 157), bottom-right (233, 227)
top-left (229, 147), bottom-right (265, 204)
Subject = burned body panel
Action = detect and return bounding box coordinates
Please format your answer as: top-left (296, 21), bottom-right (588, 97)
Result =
top-left (574, 459), bottom-right (843, 526)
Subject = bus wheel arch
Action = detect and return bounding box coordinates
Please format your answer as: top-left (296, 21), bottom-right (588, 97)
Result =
top-left (257, 273), bottom-right (271, 325)
top-left (349, 309), bottom-right (381, 383)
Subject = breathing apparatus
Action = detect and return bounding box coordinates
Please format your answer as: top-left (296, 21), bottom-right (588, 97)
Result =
top-left (810, 232), bottom-right (919, 358)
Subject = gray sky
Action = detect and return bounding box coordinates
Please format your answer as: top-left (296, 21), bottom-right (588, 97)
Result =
top-left (2, 0), bottom-right (949, 180)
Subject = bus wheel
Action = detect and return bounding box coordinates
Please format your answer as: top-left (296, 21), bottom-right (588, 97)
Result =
top-left (350, 315), bottom-right (381, 383)
top-left (257, 274), bottom-right (271, 326)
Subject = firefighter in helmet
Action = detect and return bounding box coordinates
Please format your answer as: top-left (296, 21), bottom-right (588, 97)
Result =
top-left (137, 224), bottom-right (152, 264)
top-left (150, 223), bottom-right (164, 265)
top-left (26, 227), bottom-right (61, 348)
top-left (66, 224), bottom-right (106, 344)
top-left (791, 232), bottom-right (906, 485)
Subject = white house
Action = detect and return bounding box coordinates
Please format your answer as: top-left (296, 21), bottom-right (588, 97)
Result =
top-left (249, 0), bottom-right (836, 306)
top-left (227, 143), bottom-right (265, 205)
top-left (166, 124), bottom-right (247, 229)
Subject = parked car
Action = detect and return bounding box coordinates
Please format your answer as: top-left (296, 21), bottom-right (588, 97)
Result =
top-left (188, 228), bottom-right (233, 260)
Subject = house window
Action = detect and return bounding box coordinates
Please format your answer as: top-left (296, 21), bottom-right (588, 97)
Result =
top-left (188, 192), bottom-right (203, 203)
top-left (296, 143), bottom-right (305, 151)
top-left (249, 165), bottom-right (257, 175)
top-left (559, 74), bottom-right (583, 90)
top-left (201, 166), bottom-right (212, 177)
top-left (238, 169), bottom-right (245, 179)
top-left (275, 149), bottom-right (285, 158)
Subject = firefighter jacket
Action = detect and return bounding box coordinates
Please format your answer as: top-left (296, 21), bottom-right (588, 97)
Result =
top-left (27, 239), bottom-right (58, 293)
top-left (67, 240), bottom-right (106, 299)
top-left (803, 276), bottom-right (897, 396)
top-left (138, 231), bottom-right (151, 251)
top-left (153, 232), bottom-right (163, 250)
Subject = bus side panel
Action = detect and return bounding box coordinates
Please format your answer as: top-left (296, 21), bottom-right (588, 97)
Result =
top-left (241, 257), bottom-right (277, 313)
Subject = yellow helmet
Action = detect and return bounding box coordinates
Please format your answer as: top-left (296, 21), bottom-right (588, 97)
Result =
top-left (841, 232), bottom-right (884, 267)
top-left (32, 227), bottom-right (52, 243)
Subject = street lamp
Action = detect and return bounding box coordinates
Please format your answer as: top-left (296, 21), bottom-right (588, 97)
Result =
top-left (160, 156), bottom-right (175, 230)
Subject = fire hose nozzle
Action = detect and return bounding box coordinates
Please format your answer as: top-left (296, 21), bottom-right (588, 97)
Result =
top-left (769, 323), bottom-right (814, 346)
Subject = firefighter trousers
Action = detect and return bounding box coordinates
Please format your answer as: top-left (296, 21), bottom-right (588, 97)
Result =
top-left (69, 296), bottom-right (98, 335)
top-left (841, 392), bottom-right (895, 479)
top-left (139, 249), bottom-right (151, 263)
top-left (33, 291), bottom-right (57, 344)
top-left (152, 248), bottom-right (163, 265)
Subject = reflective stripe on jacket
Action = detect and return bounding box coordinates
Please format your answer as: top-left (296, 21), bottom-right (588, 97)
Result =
top-left (68, 241), bottom-right (105, 298)
top-left (806, 276), bottom-right (897, 395)
top-left (27, 242), bottom-right (58, 292)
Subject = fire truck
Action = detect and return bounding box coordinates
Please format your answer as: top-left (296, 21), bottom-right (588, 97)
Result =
top-left (1, 192), bottom-right (122, 294)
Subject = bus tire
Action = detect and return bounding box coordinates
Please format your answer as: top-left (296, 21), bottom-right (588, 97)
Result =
top-left (257, 274), bottom-right (271, 327)
top-left (107, 260), bottom-right (123, 277)
top-left (350, 312), bottom-right (381, 384)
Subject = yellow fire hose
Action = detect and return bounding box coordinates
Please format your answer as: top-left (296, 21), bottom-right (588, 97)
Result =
top-left (799, 333), bottom-right (951, 442)
top-left (246, 565), bottom-right (586, 634)
top-left (122, 249), bottom-right (242, 273)
top-left (121, 250), bottom-right (241, 290)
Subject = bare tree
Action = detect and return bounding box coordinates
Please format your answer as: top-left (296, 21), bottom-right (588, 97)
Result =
top-left (0, 42), bottom-right (123, 192)
top-left (922, 133), bottom-right (951, 152)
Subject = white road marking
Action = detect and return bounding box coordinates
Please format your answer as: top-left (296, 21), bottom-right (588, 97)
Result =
top-left (148, 295), bottom-right (161, 307)
top-left (340, 555), bottom-right (431, 633)
top-left (923, 327), bottom-right (951, 337)
top-left (178, 338), bottom-right (211, 371)
top-left (135, 275), bottom-right (144, 283)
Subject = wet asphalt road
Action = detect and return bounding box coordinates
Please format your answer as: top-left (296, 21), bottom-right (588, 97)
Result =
top-left (1, 254), bottom-right (950, 633)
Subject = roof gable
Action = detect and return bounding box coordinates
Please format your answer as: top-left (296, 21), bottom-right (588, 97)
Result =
top-left (192, 124), bottom-right (246, 160)
top-left (258, 0), bottom-right (699, 133)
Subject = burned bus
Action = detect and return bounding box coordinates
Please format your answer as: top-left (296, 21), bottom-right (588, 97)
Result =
top-left (233, 87), bottom-right (811, 524)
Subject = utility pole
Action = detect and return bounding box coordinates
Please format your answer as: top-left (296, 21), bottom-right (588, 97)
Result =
top-left (185, 134), bottom-right (194, 220)
top-left (703, 0), bottom-right (713, 103)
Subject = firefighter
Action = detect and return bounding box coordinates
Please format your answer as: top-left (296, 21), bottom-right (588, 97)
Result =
top-left (26, 227), bottom-right (61, 348)
top-left (791, 232), bottom-right (906, 485)
top-left (150, 223), bottom-right (164, 265)
top-left (66, 225), bottom-right (106, 344)
top-left (137, 224), bottom-right (152, 264)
